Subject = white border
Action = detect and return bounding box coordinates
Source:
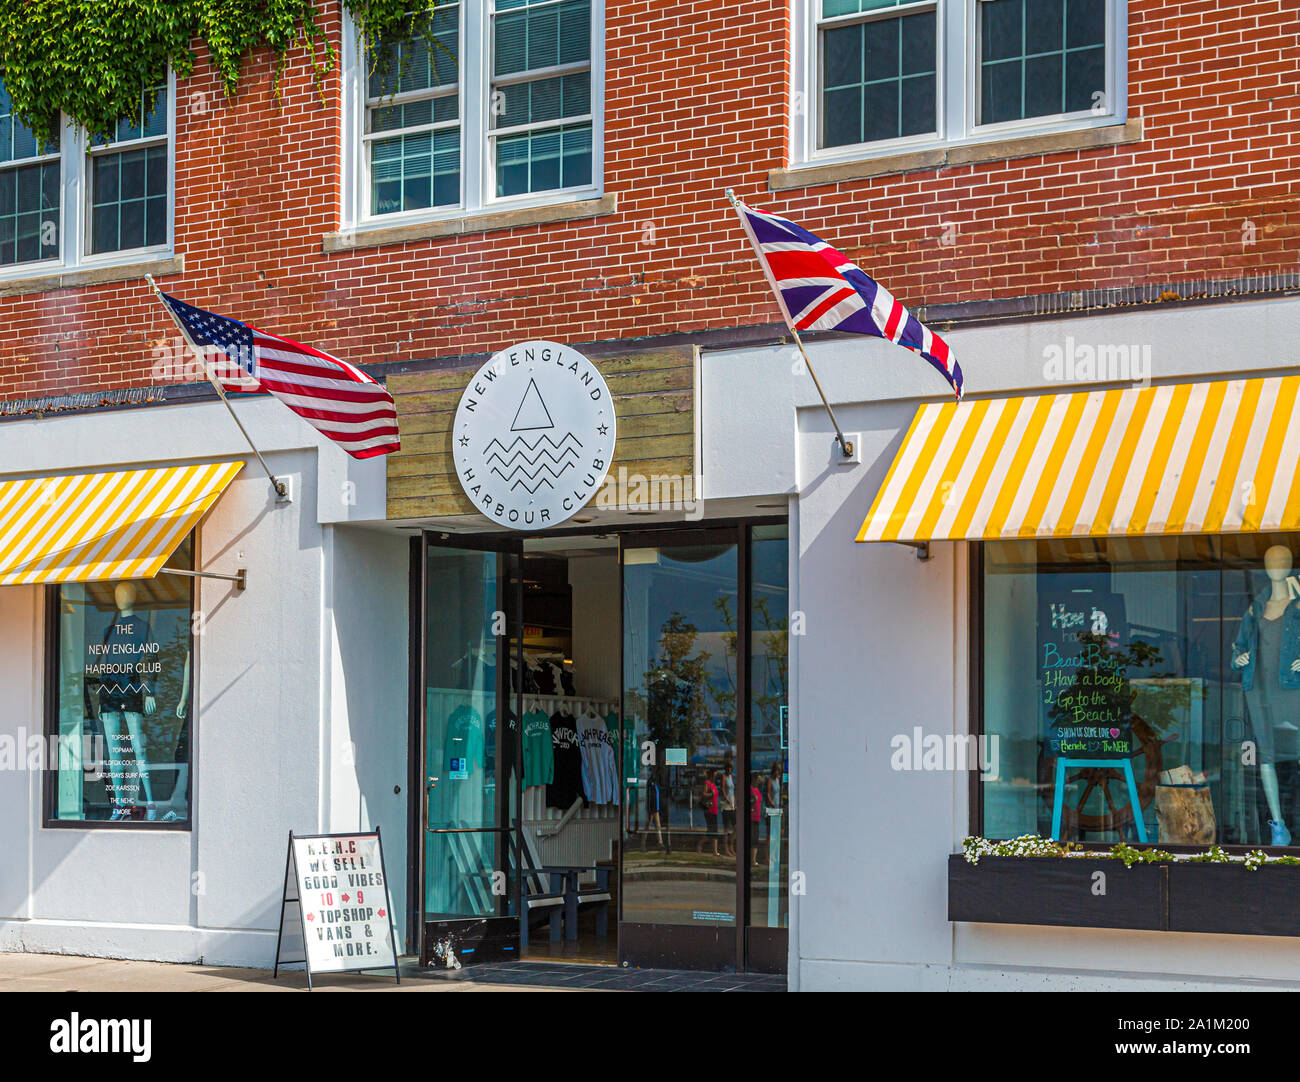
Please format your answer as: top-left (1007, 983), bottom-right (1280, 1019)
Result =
top-left (791, 0), bottom-right (1128, 171)
top-left (0, 70), bottom-right (176, 283)
top-left (341, 0), bottom-right (606, 234)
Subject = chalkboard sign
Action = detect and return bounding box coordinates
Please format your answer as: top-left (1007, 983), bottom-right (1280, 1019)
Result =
top-left (273, 829), bottom-right (400, 989)
top-left (1038, 590), bottom-right (1133, 759)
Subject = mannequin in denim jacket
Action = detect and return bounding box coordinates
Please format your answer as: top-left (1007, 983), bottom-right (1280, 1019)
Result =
top-left (1231, 545), bottom-right (1300, 846)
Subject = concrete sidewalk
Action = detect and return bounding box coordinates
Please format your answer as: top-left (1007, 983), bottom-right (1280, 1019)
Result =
top-left (0, 952), bottom-right (550, 992)
top-left (0, 953), bottom-right (785, 992)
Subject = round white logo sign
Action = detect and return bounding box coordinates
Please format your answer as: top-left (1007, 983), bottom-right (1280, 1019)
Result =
top-left (453, 340), bottom-right (617, 530)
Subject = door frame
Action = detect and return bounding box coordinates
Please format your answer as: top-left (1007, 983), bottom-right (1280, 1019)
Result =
top-left (411, 530), bottom-right (524, 968)
top-left (407, 517), bottom-right (788, 971)
top-left (616, 520), bottom-right (788, 972)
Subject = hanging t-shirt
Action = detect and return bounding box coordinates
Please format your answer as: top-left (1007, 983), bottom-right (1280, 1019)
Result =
top-left (446, 704), bottom-right (484, 780)
top-left (577, 710), bottom-right (618, 805)
top-left (522, 709), bottom-right (554, 788)
top-left (546, 710), bottom-right (585, 810)
top-left (608, 710), bottom-right (638, 785)
top-left (87, 613), bottom-right (157, 713)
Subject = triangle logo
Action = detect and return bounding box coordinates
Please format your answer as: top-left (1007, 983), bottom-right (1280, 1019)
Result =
top-left (510, 378), bottom-right (555, 432)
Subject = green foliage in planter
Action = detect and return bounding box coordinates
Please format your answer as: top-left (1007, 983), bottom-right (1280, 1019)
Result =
top-left (963, 835), bottom-right (1300, 871)
top-left (0, 0), bottom-right (442, 144)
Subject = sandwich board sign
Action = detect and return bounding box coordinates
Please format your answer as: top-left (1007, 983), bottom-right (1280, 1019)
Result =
top-left (273, 829), bottom-right (400, 988)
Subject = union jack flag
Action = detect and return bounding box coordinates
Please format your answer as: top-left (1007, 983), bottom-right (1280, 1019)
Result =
top-left (733, 199), bottom-right (963, 399)
top-left (159, 292), bottom-right (401, 459)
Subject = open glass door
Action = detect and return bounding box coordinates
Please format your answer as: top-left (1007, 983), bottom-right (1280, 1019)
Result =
top-left (419, 535), bottom-right (522, 967)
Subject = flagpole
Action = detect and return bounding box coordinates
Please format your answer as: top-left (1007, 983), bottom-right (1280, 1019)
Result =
top-left (144, 274), bottom-right (287, 497)
top-left (724, 188), bottom-right (853, 459)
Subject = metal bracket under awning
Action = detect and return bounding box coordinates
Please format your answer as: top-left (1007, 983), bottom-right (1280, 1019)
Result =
top-left (893, 541), bottom-right (930, 561)
top-left (159, 567), bottom-right (248, 591)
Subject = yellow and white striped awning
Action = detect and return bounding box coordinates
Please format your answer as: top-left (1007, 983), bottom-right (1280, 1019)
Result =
top-left (0, 461), bottom-right (242, 585)
top-left (857, 376), bottom-right (1300, 543)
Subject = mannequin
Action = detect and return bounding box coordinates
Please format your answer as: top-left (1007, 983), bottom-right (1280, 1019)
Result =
top-left (1232, 544), bottom-right (1300, 846)
top-left (93, 582), bottom-right (157, 821)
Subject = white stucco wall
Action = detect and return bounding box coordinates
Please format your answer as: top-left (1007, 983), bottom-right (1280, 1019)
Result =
top-left (701, 295), bottom-right (1300, 991)
top-left (0, 396), bottom-right (407, 966)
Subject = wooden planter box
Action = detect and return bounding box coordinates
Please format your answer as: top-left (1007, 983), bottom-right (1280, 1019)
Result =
top-left (949, 853), bottom-right (1300, 936)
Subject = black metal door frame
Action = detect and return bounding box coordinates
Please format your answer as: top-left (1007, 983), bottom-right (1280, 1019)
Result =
top-left (412, 530), bottom-right (524, 967)
top-left (616, 520), bottom-right (788, 972)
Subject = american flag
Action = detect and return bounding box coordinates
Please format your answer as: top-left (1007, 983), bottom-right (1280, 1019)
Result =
top-left (733, 199), bottom-right (963, 399)
top-left (159, 293), bottom-right (401, 459)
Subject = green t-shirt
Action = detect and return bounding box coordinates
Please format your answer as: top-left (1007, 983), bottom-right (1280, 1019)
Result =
top-left (522, 709), bottom-right (554, 788)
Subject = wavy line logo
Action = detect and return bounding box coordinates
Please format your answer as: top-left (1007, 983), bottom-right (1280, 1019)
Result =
top-left (453, 340), bottom-right (617, 530)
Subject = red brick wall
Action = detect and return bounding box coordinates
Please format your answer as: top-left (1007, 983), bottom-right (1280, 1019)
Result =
top-left (2, 0), bottom-right (1296, 398)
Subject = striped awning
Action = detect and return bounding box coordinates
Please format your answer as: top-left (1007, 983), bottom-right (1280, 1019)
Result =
top-left (857, 376), bottom-right (1300, 543)
top-left (0, 462), bottom-right (242, 585)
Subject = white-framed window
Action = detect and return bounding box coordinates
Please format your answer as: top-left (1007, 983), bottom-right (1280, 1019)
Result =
top-left (0, 74), bottom-right (174, 278)
top-left (793, 0), bottom-right (1126, 167)
top-left (343, 0), bottom-right (604, 229)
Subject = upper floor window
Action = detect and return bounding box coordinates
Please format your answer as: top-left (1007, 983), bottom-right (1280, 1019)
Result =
top-left (979, 0), bottom-right (1106, 124)
top-left (0, 76), bottom-right (173, 276)
top-left (799, 0), bottom-right (1124, 164)
top-left (490, 0), bottom-right (593, 198)
top-left (89, 84), bottom-right (170, 254)
top-left (0, 84), bottom-right (60, 267)
top-left (349, 0), bottom-right (603, 227)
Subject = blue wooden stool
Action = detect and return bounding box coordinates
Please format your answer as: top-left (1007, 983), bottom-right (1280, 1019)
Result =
top-left (1050, 757), bottom-right (1148, 843)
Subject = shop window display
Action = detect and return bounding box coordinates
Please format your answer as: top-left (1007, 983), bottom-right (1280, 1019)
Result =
top-left (47, 537), bottom-right (194, 825)
top-left (981, 534), bottom-right (1300, 848)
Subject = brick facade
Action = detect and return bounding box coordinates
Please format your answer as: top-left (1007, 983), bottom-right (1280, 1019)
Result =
top-left (1, 0), bottom-right (1296, 399)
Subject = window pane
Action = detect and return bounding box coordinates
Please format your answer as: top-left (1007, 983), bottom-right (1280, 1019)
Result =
top-left (495, 0), bottom-right (590, 77)
top-left (91, 135), bottom-right (168, 253)
top-left (980, 535), bottom-right (1300, 850)
top-left (494, 121), bottom-right (591, 197)
top-left (96, 84), bottom-right (166, 147)
top-left (982, 0), bottom-right (1023, 62)
top-left (368, 3), bottom-right (460, 98)
top-left (1067, 0), bottom-right (1107, 49)
top-left (823, 86), bottom-right (862, 147)
top-left (823, 24), bottom-right (862, 89)
top-left (1066, 45), bottom-right (1107, 114)
top-left (981, 59), bottom-right (1023, 125)
top-left (900, 73), bottom-right (936, 137)
top-left (370, 128), bottom-right (460, 215)
top-left (0, 78), bottom-right (58, 163)
top-left (820, 10), bottom-right (935, 148)
top-left (1025, 0), bottom-right (1065, 56)
top-left (1024, 53), bottom-right (1063, 119)
top-left (0, 160), bottom-right (58, 266)
top-left (622, 542), bottom-right (739, 928)
top-left (823, 0), bottom-right (909, 15)
top-left (51, 538), bottom-right (196, 824)
top-left (980, 0), bottom-right (1106, 122)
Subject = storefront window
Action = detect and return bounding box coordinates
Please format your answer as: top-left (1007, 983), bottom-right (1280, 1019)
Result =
top-left (47, 537), bottom-right (195, 826)
top-left (981, 534), bottom-right (1300, 848)
top-left (622, 537), bottom-right (739, 927)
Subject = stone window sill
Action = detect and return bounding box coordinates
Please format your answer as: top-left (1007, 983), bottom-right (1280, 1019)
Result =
top-left (323, 193), bottom-right (618, 253)
top-left (770, 118), bottom-right (1143, 191)
top-left (0, 254), bottom-right (184, 298)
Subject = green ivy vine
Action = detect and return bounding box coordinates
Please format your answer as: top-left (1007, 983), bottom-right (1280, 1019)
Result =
top-left (0, 0), bottom-right (442, 144)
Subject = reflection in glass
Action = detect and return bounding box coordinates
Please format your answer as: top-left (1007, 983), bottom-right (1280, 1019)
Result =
top-left (749, 525), bottom-right (789, 928)
top-left (423, 546), bottom-right (516, 920)
top-left (52, 537), bottom-right (194, 823)
top-left (622, 542), bottom-right (738, 927)
top-left (981, 534), bottom-right (1300, 849)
